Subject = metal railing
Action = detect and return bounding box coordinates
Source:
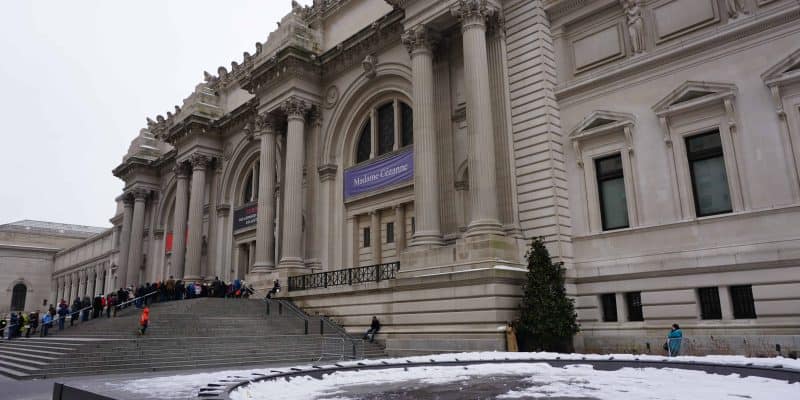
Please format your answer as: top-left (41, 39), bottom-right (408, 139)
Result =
top-left (262, 298), bottom-right (363, 360)
top-left (288, 262), bottom-right (400, 291)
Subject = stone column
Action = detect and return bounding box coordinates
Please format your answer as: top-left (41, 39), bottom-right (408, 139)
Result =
top-left (453, 0), bottom-right (504, 237)
top-left (95, 264), bottom-right (105, 296)
top-left (402, 26), bottom-right (444, 246)
top-left (105, 264), bottom-right (114, 294)
top-left (50, 279), bottom-right (58, 306)
top-left (69, 272), bottom-right (78, 301)
top-left (370, 210), bottom-right (382, 264)
top-left (253, 113), bottom-right (277, 272)
top-left (185, 153), bottom-right (210, 281)
top-left (126, 189), bottom-right (148, 287)
top-left (171, 163), bottom-right (190, 280)
top-left (278, 97), bottom-right (309, 270)
top-left (394, 204), bottom-right (407, 252)
top-left (56, 276), bottom-right (64, 303)
top-left (77, 270), bottom-right (87, 299)
top-left (117, 197), bottom-right (134, 290)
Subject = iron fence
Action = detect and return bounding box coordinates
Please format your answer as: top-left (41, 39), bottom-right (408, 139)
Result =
top-left (288, 262), bottom-right (400, 292)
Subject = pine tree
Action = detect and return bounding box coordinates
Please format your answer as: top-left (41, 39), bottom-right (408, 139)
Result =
top-left (515, 237), bottom-right (579, 352)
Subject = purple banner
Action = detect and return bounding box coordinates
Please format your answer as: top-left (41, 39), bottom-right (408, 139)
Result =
top-left (344, 148), bottom-right (413, 200)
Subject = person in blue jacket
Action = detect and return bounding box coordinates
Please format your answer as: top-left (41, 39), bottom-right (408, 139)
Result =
top-left (667, 323), bottom-right (683, 357)
top-left (41, 313), bottom-right (53, 337)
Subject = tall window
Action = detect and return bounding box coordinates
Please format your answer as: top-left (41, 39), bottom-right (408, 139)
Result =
top-left (353, 99), bottom-right (413, 165)
top-left (363, 227), bottom-right (371, 248)
top-left (730, 285), bottom-right (757, 319)
top-left (686, 131), bottom-right (732, 217)
top-left (241, 162), bottom-right (259, 204)
top-left (595, 154), bottom-right (629, 230)
top-left (386, 222), bottom-right (394, 244)
top-left (600, 293), bottom-right (618, 322)
top-left (698, 287), bottom-right (722, 320)
top-left (625, 292), bottom-right (644, 322)
top-left (10, 283), bottom-right (26, 311)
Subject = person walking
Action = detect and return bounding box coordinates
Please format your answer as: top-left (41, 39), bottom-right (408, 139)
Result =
top-left (363, 316), bottom-right (381, 343)
top-left (138, 307), bottom-right (150, 336)
top-left (0, 315), bottom-right (6, 339)
top-left (8, 313), bottom-right (19, 340)
top-left (40, 312), bottom-right (52, 337)
top-left (30, 310), bottom-right (39, 336)
top-left (57, 301), bottom-right (68, 330)
top-left (666, 323), bottom-right (683, 357)
top-left (70, 298), bottom-right (81, 326)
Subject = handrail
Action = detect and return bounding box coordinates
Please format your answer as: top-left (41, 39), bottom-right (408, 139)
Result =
top-left (288, 261), bottom-right (400, 291)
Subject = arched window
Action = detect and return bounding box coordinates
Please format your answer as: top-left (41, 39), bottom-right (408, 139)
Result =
top-left (10, 283), bottom-right (26, 311)
top-left (353, 98), bottom-right (413, 165)
top-left (240, 161), bottom-right (260, 204)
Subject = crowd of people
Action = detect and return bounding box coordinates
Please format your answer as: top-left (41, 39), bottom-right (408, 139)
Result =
top-left (1, 276), bottom-right (256, 340)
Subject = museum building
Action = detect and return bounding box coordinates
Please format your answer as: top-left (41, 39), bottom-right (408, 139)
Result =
top-left (38, 0), bottom-right (800, 355)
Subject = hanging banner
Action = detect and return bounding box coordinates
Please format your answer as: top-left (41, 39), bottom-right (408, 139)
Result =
top-left (344, 148), bottom-right (413, 200)
top-left (233, 203), bottom-right (258, 231)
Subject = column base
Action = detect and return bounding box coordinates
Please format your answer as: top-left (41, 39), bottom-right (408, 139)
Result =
top-left (277, 256), bottom-right (305, 269)
top-left (410, 230), bottom-right (445, 247)
top-left (465, 219), bottom-right (505, 238)
top-left (250, 262), bottom-right (276, 274)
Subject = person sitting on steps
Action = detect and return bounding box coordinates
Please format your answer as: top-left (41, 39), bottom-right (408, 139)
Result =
top-left (363, 316), bottom-right (381, 343)
top-left (266, 279), bottom-right (281, 299)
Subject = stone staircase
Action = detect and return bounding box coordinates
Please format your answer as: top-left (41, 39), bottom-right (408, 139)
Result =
top-left (0, 298), bottom-right (386, 379)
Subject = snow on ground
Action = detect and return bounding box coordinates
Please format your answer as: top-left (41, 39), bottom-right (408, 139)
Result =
top-left (110, 352), bottom-right (800, 400)
top-left (231, 363), bottom-right (799, 400)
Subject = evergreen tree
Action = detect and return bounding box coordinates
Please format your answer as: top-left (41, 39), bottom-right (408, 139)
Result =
top-left (515, 237), bottom-right (579, 352)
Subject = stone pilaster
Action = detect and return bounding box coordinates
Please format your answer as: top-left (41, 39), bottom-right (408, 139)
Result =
top-left (278, 97), bottom-right (309, 271)
top-left (50, 279), bottom-right (58, 306)
top-left (370, 210), bottom-right (382, 264)
top-left (452, 0), bottom-right (504, 237)
top-left (394, 204), bottom-right (407, 252)
top-left (56, 276), bottom-right (64, 303)
top-left (402, 25), bottom-right (444, 246)
top-left (95, 264), bottom-right (105, 296)
top-left (69, 271), bottom-right (78, 301)
top-left (253, 113), bottom-right (277, 272)
top-left (171, 163), bottom-right (190, 280)
top-left (126, 189), bottom-right (148, 287)
top-left (77, 269), bottom-right (87, 299)
top-left (185, 153), bottom-right (210, 281)
top-left (117, 196), bottom-right (134, 290)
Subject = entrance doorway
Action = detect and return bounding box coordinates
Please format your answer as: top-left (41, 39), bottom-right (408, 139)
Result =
top-left (10, 283), bottom-right (27, 311)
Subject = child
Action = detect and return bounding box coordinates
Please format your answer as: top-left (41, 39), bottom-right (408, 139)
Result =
top-left (138, 307), bottom-right (150, 336)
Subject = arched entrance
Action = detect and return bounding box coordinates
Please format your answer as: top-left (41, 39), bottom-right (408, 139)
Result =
top-left (10, 283), bottom-right (27, 311)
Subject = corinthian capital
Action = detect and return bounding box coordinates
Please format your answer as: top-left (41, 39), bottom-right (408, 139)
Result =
top-left (173, 162), bottom-right (191, 179)
top-left (131, 188), bottom-right (149, 201)
top-left (189, 153), bottom-right (211, 170)
top-left (282, 96), bottom-right (309, 120)
top-left (451, 0), bottom-right (496, 30)
top-left (254, 112), bottom-right (277, 135)
top-left (401, 26), bottom-right (439, 55)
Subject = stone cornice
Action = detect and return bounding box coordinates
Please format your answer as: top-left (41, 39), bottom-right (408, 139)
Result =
top-left (555, 2), bottom-right (800, 101)
top-left (213, 98), bottom-right (258, 137)
top-left (162, 114), bottom-right (217, 146)
top-left (240, 46), bottom-right (321, 95)
top-left (112, 156), bottom-right (158, 181)
top-left (318, 10), bottom-right (404, 79)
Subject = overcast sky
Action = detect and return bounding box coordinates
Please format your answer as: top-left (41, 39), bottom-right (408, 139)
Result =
top-left (0, 0), bottom-right (312, 228)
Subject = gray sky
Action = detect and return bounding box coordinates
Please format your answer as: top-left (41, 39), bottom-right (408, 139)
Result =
top-left (0, 0), bottom-right (312, 228)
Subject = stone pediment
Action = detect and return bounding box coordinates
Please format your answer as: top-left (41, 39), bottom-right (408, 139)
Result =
top-left (653, 81), bottom-right (737, 117)
top-left (568, 110), bottom-right (636, 141)
top-left (762, 47), bottom-right (800, 88)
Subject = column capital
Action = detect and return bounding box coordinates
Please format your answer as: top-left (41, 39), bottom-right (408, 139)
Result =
top-left (189, 153), bottom-right (211, 171)
top-left (131, 188), bottom-right (149, 201)
top-left (254, 112), bottom-right (278, 135)
top-left (123, 194), bottom-right (135, 207)
top-left (309, 107), bottom-right (322, 128)
top-left (401, 25), bottom-right (439, 55)
top-left (173, 162), bottom-right (191, 179)
top-left (393, 203), bottom-right (405, 211)
top-left (317, 164), bottom-right (338, 182)
top-left (451, 0), bottom-right (496, 31)
top-left (281, 96), bottom-right (309, 120)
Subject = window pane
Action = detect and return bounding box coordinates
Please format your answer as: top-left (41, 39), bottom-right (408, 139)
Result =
top-left (691, 155), bottom-right (731, 216)
top-left (730, 285), bottom-right (757, 319)
top-left (363, 227), bottom-right (370, 248)
top-left (626, 292), bottom-right (644, 322)
top-left (596, 154), bottom-right (628, 231)
top-left (686, 131), bottom-right (722, 157)
top-left (386, 222), bottom-right (394, 243)
top-left (243, 171), bottom-right (253, 203)
top-left (401, 102), bottom-right (413, 147)
top-left (698, 287), bottom-right (722, 320)
top-left (378, 103), bottom-right (395, 155)
top-left (356, 120), bottom-right (371, 163)
top-left (601, 293), bottom-right (618, 322)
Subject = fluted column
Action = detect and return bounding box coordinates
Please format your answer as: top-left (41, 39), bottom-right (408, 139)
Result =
top-left (126, 189), bottom-right (148, 287)
top-left (171, 163), bottom-right (190, 279)
top-left (185, 153), bottom-right (210, 281)
top-left (50, 279), bottom-right (58, 305)
top-left (278, 97), bottom-right (309, 270)
top-left (402, 26), bottom-right (444, 246)
top-left (77, 270), bottom-right (87, 298)
top-left (95, 264), bottom-right (105, 296)
top-left (253, 113), bottom-right (277, 272)
top-left (69, 272), bottom-right (78, 301)
top-left (453, 0), bottom-right (504, 237)
top-left (370, 210), bottom-right (382, 264)
top-left (56, 276), bottom-right (65, 303)
top-left (394, 204), bottom-right (407, 252)
top-left (117, 197), bottom-right (134, 289)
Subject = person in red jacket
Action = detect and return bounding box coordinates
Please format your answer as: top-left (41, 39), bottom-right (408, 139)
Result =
top-left (138, 307), bottom-right (150, 336)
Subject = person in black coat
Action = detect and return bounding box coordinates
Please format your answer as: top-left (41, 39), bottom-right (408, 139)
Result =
top-left (70, 298), bottom-right (81, 326)
top-left (363, 316), bottom-right (381, 343)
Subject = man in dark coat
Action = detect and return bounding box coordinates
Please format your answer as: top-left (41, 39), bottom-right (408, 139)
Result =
top-left (363, 316), bottom-right (381, 343)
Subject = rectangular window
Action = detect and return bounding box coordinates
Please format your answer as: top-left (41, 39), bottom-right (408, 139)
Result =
top-left (600, 293), bottom-right (618, 322)
top-left (411, 217), bottom-right (416, 234)
top-left (386, 222), bottom-right (394, 243)
top-left (698, 287), bottom-right (722, 320)
top-left (686, 131), bottom-right (732, 217)
top-left (625, 292), bottom-right (644, 322)
top-left (730, 285), bottom-right (757, 319)
top-left (363, 227), bottom-right (370, 248)
top-left (595, 154), bottom-right (629, 230)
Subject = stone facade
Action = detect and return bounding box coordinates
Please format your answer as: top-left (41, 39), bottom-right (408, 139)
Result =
top-left (42, 0), bottom-right (800, 356)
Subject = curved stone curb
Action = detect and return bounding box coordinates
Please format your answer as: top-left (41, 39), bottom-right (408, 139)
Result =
top-left (196, 356), bottom-right (800, 399)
